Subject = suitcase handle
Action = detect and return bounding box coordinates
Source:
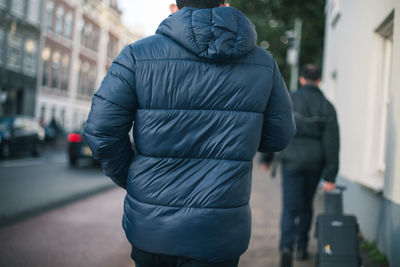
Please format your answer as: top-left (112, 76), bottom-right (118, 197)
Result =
top-left (335, 185), bottom-right (347, 191)
top-left (324, 185), bottom-right (346, 194)
top-left (323, 185), bottom-right (346, 215)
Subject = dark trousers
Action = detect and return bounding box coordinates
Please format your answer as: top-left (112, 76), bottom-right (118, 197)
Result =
top-left (280, 167), bottom-right (322, 251)
top-left (131, 245), bottom-right (240, 267)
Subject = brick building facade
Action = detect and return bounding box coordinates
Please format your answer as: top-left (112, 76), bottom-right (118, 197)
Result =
top-left (36, 0), bottom-right (141, 131)
top-left (0, 0), bottom-right (42, 116)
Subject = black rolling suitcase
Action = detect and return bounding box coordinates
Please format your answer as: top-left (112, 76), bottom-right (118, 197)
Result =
top-left (315, 186), bottom-right (362, 267)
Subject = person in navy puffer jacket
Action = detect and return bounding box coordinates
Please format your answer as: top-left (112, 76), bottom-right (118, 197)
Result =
top-left (84, 0), bottom-right (296, 266)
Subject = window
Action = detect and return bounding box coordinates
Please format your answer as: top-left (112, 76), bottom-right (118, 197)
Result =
top-left (51, 51), bottom-right (60, 89)
top-left (60, 108), bottom-right (65, 128)
top-left (363, 11), bottom-right (394, 191)
top-left (88, 68), bottom-right (97, 96)
top-left (42, 47), bottom-right (51, 86)
top-left (82, 22), bottom-right (92, 48)
top-left (42, 58), bottom-right (49, 86)
top-left (27, 0), bottom-right (41, 25)
top-left (55, 6), bottom-right (64, 35)
top-left (72, 112), bottom-right (78, 129)
top-left (23, 39), bottom-right (38, 76)
top-left (375, 12), bottom-right (393, 173)
top-left (51, 106), bottom-right (56, 118)
top-left (7, 33), bottom-right (23, 71)
top-left (13, 117), bottom-right (25, 130)
top-left (107, 34), bottom-right (118, 59)
top-left (109, 0), bottom-right (118, 11)
top-left (81, 20), bottom-right (100, 51)
top-left (46, 1), bottom-right (54, 31)
top-left (11, 0), bottom-right (26, 17)
top-left (0, 28), bottom-right (4, 65)
top-left (78, 61), bottom-right (89, 96)
top-left (61, 54), bottom-right (69, 91)
top-left (64, 12), bottom-right (73, 39)
top-left (0, 0), bottom-right (7, 9)
top-left (92, 28), bottom-right (99, 51)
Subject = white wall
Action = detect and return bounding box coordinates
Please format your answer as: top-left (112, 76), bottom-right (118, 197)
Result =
top-left (384, 8), bottom-right (400, 204)
top-left (322, 0), bottom-right (400, 204)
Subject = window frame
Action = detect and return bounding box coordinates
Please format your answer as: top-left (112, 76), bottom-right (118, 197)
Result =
top-left (64, 12), bottom-right (73, 39)
top-left (6, 32), bottom-right (23, 71)
top-left (11, 0), bottom-right (26, 18)
top-left (51, 51), bottom-right (61, 89)
top-left (42, 47), bottom-right (51, 87)
top-left (0, 27), bottom-right (5, 66)
top-left (23, 38), bottom-right (38, 76)
top-left (361, 10), bottom-right (394, 192)
top-left (55, 5), bottom-right (64, 35)
top-left (46, 1), bottom-right (54, 31)
top-left (0, 0), bottom-right (7, 9)
top-left (27, 0), bottom-right (41, 25)
top-left (61, 54), bottom-right (70, 91)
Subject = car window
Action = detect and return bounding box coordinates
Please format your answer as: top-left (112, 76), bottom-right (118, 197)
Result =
top-left (30, 119), bottom-right (39, 132)
top-left (0, 117), bottom-right (12, 132)
top-left (23, 118), bottom-right (34, 132)
top-left (13, 118), bottom-right (25, 130)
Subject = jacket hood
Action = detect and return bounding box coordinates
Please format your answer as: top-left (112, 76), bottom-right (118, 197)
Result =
top-left (156, 7), bottom-right (257, 60)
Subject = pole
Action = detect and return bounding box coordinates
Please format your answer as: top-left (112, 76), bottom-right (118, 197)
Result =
top-left (289, 18), bottom-right (302, 91)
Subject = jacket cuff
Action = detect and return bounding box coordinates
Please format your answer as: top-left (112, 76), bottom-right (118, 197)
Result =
top-left (260, 152), bottom-right (274, 164)
top-left (110, 176), bottom-right (127, 189)
top-left (324, 176), bottom-right (336, 183)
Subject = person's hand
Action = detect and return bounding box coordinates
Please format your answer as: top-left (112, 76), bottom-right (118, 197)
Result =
top-left (261, 163), bottom-right (271, 172)
top-left (322, 181), bottom-right (336, 192)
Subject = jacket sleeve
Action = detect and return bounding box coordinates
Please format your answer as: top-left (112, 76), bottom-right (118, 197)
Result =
top-left (83, 45), bottom-right (137, 189)
top-left (322, 103), bottom-right (340, 183)
top-left (259, 152), bottom-right (275, 165)
top-left (258, 60), bottom-right (296, 152)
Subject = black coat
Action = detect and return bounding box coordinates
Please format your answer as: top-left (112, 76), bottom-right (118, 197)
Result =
top-left (280, 84), bottom-right (340, 182)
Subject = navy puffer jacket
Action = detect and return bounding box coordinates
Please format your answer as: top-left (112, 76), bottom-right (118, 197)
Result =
top-left (84, 7), bottom-right (295, 262)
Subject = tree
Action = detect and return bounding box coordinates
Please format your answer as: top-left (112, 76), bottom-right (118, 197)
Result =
top-left (230, 0), bottom-right (326, 86)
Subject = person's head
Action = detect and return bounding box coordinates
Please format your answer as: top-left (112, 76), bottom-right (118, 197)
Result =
top-left (299, 64), bottom-right (321, 86)
top-left (170, 0), bottom-right (229, 14)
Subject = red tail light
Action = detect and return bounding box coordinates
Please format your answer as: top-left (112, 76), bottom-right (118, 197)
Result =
top-left (68, 133), bottom-right (83, 143)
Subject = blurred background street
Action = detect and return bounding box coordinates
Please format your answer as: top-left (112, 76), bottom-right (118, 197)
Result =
top-left (1, 0), bottom-right (400, 266)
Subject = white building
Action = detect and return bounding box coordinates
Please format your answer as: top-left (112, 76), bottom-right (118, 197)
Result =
top-left (36, 0), bottom-right (142, 131)
top-left (322, 0), bottom-right (400, 265)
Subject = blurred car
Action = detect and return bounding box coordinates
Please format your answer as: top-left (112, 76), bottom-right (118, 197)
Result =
top-left (67, 129), bottom-right (93, 166)
top-left (0, 116), bottom-right (45, 159)
top-left (67, 126), bottom-right (135, 167)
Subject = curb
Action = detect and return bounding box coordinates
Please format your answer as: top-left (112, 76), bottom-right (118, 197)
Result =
top-left (0, 183), bottom-right (116, 229)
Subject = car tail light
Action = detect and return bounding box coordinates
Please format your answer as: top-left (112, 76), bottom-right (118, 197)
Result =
top-left (68, 133), bottom-right (83, 143)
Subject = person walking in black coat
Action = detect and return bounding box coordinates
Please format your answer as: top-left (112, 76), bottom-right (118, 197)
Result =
top-left (262, 64), bottom-right (340, 267)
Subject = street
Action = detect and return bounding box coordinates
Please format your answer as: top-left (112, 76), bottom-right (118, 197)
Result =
top-left (0, 152), bottom-right (321, 267)
top-left (0, 148), bottom-right (114, 227)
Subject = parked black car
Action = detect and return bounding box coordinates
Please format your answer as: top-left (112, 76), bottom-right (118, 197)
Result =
top-left (67, 129), bottom-right (93, 166)
top-left (0, 116), bottom-right (45, 159)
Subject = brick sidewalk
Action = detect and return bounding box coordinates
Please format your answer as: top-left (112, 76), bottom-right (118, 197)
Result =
top-left (239, 158), bottom-right (323, 267)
